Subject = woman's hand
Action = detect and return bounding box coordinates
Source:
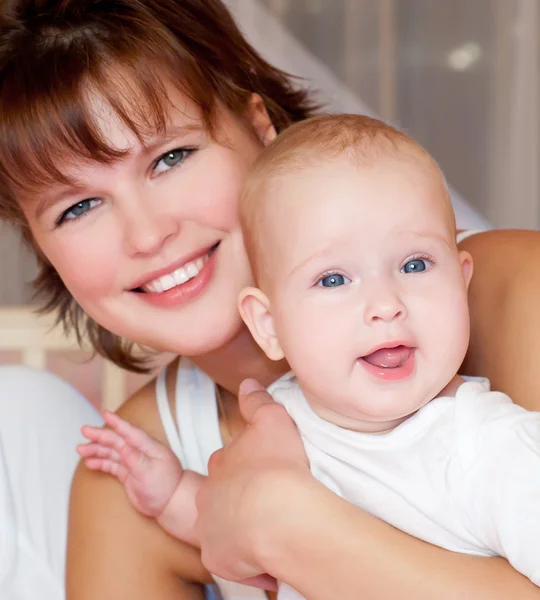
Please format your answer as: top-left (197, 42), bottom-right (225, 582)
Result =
top-left (195, 378), bottom-right (311, 585)
top-left (196, 377), bottom-right (540, 600)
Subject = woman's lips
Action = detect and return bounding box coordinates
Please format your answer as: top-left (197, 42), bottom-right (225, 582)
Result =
top-left (133, 243), bottom-right (219, 309)
top-left (129, 242), bottom-right (220, 291)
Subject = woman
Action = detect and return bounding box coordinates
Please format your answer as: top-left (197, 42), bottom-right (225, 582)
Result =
top-left (0, 1), bottom-right (538, 599)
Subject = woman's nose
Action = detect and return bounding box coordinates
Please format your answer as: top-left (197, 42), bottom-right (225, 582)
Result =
top-left (122, 196), bottom-right (179, 257)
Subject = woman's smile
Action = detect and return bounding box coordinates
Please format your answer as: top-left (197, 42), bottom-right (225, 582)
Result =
top-left (132, 242), bottom-right (221, 308)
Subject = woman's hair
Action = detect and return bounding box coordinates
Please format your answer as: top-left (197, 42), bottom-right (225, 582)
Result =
top-left (0, 0), bottom-right (317, 371)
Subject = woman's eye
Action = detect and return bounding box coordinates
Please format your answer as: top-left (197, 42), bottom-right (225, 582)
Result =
top-left (58, 198), bottom-right (100, 225)
top-left (317, 274), bottom-right (351, 288)
top-left (401, 258), bottom-right (431, 274)
top-left (153, 148), bottom-right (192, 175)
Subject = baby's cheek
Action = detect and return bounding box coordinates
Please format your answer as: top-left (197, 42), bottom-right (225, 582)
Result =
top-left (425, 291), bottom-right (469, 361)
top-left (280, 308), bottom-right (336, 374)
top-left (275, 309), bottom-right (311, 364)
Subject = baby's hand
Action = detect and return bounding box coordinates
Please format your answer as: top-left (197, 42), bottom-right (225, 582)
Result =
top-left (78, 411), bottom-right (183, 519)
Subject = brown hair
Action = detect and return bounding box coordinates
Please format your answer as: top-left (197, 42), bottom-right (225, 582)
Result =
top-left (240, 113), bottom-right (443, 283)
top-left (0, 0), bottom-right (318, 371)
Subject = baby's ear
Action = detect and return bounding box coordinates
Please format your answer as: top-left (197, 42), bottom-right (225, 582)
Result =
top-left (459, 250), bottom-right (474, 288)
top-left (238, 287), bottom-right (284, 361)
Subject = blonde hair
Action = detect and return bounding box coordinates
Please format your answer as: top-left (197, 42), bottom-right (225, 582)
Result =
top-left (240, 113), bottom-right (445, 284)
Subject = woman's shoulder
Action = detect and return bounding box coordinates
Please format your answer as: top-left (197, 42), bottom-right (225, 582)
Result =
top-left (461, 229), bottom-right (540, 408)
top-left (67, 356), bottom-right (212, 595)
top-left (116, 356), bottom-right (181, 445)
top-left (459, 229), bottom-right (540, 267)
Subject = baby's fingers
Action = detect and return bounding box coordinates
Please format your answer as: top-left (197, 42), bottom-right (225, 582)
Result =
top-left (77, 442), bottom-right (121, 462)
top-left (83, 457), bottom-right (128, 481)
top-left (103, 411), bottom-right (165, 458)
top-left (81, 425), bottom-right (126, 453)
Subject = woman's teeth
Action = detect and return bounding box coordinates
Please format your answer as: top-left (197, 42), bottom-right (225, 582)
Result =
top-left (142, 256), bottom-right (207, 293)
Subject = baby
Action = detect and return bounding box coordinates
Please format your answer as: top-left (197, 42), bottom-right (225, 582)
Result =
top-left (79, 115), bottom-right (540, 596)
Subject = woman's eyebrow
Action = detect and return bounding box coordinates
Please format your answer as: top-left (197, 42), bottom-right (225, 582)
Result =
top-left (34, 185), bottom-right (88, 219)
top-left (141, 123), bottom-right (204, 154)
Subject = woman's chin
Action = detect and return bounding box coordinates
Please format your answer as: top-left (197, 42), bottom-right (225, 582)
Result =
top-left (87, 287), bottom-right (247, 357)
top-left (156, 316), bottom-right (245, 357)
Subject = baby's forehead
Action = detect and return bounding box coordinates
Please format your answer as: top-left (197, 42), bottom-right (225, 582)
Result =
top-left (258, 153), bottom-right (453, 242)
top-left (264, 150), bottom-right (446, 206)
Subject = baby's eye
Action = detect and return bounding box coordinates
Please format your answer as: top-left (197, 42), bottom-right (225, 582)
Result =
top-left (401, 258), bottom-right (432, 274)
top-left (153, 148), bottom-right (193, 176)
top-left (58, 198), bottom-right (100, 225)
top-left (317, 274), bottom-right (351, 288)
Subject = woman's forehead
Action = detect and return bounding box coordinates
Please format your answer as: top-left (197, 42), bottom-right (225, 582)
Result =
top-left (83, 78), bottom-right (206, 152)
top-left (1, 64), bottom-right (206, 195)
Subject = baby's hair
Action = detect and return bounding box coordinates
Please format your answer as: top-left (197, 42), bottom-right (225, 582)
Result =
top-left (240, 113), bottom-right (447, 285)
top-left (0, 0), bottom-right (318, 371)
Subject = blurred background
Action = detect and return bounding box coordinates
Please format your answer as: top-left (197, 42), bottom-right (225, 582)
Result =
top-left (2, 0), bottom-right (539, 306)
top-left (1, 0), bottom-right (538, 404)
top-left (256, 0), bottom-right (539, 230)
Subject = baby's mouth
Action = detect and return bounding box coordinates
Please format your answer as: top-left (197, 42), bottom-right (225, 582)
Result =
top-left (360, 345), bottom-right (414, 369)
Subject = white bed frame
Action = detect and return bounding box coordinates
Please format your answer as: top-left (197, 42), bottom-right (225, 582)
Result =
top-left (0, 307), bottom-right (126, 411)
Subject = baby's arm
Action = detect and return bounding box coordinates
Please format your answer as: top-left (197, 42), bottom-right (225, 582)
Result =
top-left (462, 410), bottom-right (540, 585)
top-left (78, 411), bottom-right (202, 546)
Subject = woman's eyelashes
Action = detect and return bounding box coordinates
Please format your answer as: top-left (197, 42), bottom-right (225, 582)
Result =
top-left (54, 146), bottom-right (197, 227)
top-left (56, 198), bottom-right (101, 226)
top-left (152, 147), bottom-right (196, 176)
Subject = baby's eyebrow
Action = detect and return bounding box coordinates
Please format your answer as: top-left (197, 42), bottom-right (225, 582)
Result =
top-left (408, 232), bottom-right (455, 249)
top-left (285, 244), bottom-right (336, 280)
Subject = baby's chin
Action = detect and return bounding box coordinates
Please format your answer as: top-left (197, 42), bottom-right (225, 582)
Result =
top-left (354, 392), bottom-right (436, 422)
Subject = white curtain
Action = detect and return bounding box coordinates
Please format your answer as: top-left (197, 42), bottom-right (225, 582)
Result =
top-left (488, 0), bottom-right (539, 228)
top-left (234, 0), bottom-right (539, 230)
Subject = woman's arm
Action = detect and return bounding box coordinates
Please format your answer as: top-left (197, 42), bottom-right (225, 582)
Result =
top-left (67, 378), bottom-right (212, 600)
top-left (196, 382), bottom-right (540, 600)
top-left (460, 229), bottom-right (540, 410)
top-left (262, 474), bottom-right (539, 600)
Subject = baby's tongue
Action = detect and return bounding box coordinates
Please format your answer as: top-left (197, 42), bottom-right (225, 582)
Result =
top-left (363, 345), bottom-right (410, 368)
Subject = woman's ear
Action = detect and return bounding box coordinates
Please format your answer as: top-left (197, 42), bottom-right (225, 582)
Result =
top-left (246, 94), bottom-right (277, 146)
top-left (238, 286), bottom-right (284, 361)
top-left (459, 250), bottom-right (474, 288)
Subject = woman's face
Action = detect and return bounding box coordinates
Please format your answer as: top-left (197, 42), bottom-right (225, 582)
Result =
top-left (21, 84), bottom-right (276, 355)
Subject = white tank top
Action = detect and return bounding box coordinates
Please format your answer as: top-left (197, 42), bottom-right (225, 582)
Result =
top-left (155, 357), bottom-right (267, 600)
top-left (456, 229), bottom-right (484, 244)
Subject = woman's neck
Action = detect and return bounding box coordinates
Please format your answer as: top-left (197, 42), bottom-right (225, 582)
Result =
top-left (190, 325), bottom-right (289, 395)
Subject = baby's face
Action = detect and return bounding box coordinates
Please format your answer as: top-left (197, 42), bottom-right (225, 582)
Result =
top-left (260, 154), bottom-right (472, 430)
